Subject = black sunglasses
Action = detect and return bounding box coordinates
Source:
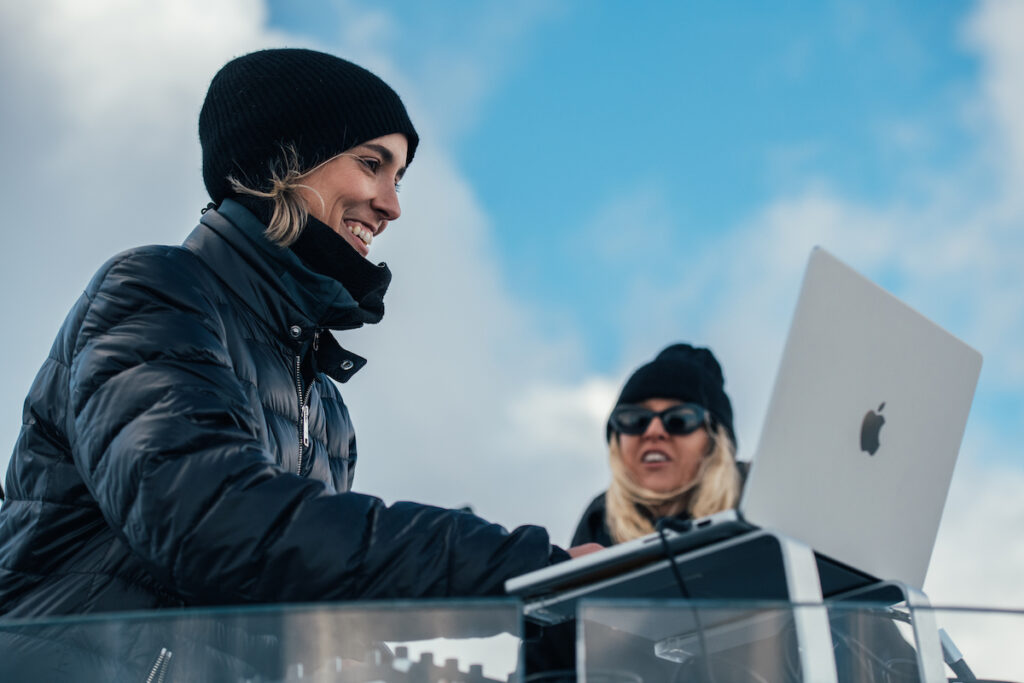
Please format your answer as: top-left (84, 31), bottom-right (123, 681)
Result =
top-left (608, 403), bottom-right (710, 436)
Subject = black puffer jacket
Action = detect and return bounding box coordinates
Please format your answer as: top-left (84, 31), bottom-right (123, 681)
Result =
top-left (0, 200), bottom-right (562, 619)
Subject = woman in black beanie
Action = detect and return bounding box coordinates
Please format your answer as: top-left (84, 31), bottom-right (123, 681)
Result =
top-left (572, 343), bottom-right (746, 546)
top-left (0, 48), bottom-right (580, 680)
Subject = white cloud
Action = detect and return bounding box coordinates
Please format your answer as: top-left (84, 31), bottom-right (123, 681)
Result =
top-left (0, 0), bottom-right (283, 474)
top-left (963, 0), bottom-right (1024, 205)
top-left (924, 437), bottom-right (1024, 679)
top-left (507, 377), bottom-right (618, 459)
top-left (340, 201), bottom-right (657, 540)
top-left (927, 456), bottom-right (1024, 608)
top-left (337, 143), bottom-right (602, 542)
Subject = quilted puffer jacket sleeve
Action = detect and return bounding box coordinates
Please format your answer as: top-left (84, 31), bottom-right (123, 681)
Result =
top-left (70, 250), bottom-right (561, 604)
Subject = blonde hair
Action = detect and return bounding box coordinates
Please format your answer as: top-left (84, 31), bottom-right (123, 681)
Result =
top-left (227, 145), bottom-right (332, 247)
top-left (605, 423), bottom-right (741, 544)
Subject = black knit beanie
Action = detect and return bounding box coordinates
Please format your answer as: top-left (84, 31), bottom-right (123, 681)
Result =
top-left (199, 48), bottom-right (419, 204)
top-left (608, 343), bottom-right (736, 446)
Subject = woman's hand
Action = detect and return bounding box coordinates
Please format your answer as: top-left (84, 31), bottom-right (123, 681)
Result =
top-left (567, 543), bottom-right (604, 558)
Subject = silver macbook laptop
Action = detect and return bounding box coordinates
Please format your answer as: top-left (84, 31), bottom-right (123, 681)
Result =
top-left (507, 247), bottom-right (982, 621)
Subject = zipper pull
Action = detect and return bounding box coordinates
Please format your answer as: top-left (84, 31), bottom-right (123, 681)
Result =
top-left (302, 404), bottom-right (310, 448)
top-left (313, 328), bottom-right (320, 352)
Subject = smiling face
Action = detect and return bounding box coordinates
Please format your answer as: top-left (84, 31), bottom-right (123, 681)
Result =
top-left (298, 133), bottom-right (408, 257)
top-left (616, 397), bottom-right (711, 494)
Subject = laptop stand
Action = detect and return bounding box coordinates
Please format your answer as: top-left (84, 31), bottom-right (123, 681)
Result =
top-left (650, 528), bottom-right (840, 682)
top-left (640, 531), bottom-right (952, 682)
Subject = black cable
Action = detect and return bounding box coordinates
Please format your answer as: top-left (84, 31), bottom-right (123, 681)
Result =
top-left (656, 518), bottom-right (717, 683)
top-left (656, 519), bottom-right (692, 598)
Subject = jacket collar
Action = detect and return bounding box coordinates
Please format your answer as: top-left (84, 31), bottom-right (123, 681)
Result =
top-left (184, 199), bottom-right (383, 382)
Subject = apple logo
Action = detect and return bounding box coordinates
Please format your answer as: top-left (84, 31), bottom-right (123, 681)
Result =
top-left (860, 402), bottom-right (886, 455)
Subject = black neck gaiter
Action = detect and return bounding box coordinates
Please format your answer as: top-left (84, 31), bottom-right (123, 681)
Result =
top-left (291, 215), bottom-right (392, 311)
top-left (233, 195), bottom-right (392, 320)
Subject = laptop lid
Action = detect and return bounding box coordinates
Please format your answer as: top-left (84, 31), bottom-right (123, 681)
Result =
top-left (739, 247), bottom-right (981, 589)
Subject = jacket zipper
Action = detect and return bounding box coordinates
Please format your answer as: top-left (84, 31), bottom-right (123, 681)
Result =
top-left (295, 355), bottom-right (311, 476)
top-left (145, 648), bottom-right (172, 683)
top-left (294, 330), bottom-right (319, 476)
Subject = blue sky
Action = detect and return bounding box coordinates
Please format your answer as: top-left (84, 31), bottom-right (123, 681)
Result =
top-left (1, 0), bottom-right (1023, 614)
top-left (275, 1), bottom-right (979, 367)
top-left (271, 0), bottom-right (990, 371)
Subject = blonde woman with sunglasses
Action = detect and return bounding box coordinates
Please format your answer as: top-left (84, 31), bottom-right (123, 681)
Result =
top-left (572, 343), bottom-right (747, 546)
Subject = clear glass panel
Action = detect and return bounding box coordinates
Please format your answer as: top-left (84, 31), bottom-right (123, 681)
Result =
top-left (0, 599), bottom-right (522, 682)
top-left (580, 600), bottom-right (806, 683)
top-left (578, 599), bottom-right (1024, 683)
top-left (5, 599), bottom-right (1022, 681)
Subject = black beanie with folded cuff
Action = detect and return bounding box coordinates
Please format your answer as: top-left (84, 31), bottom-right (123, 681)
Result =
top-left (199, 47), bottom-right (419, 205)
